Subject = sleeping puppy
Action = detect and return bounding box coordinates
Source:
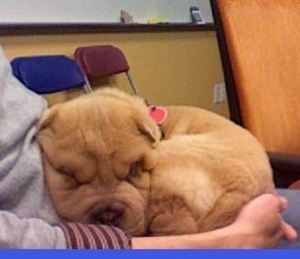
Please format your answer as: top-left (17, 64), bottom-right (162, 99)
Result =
top-left (36, 88), bottom-right (274, 236)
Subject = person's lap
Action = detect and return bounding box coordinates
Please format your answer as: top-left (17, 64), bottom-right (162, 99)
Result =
top-left (277, 188), bottom-right (300, 248)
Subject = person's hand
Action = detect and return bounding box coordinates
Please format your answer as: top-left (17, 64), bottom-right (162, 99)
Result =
top-left (131, 193), bottom-right (298, 249)
top-left (232, 193), bottom-right (297, 248)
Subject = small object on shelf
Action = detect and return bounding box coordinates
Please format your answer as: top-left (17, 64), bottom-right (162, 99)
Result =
top-left (120, 10), bottom-right (134, 24)
top-left (147, 16), bottom-right (168, 24)
top-left (190, 6), bottom-right (205, 24)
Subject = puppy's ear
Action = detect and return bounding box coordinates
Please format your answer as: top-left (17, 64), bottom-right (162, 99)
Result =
top-left (136, 114), bottom-right (162, 145)
top-left (37, 105), bottom-right (60, 132)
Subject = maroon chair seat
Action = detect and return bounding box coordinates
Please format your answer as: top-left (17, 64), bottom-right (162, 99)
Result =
top-left (74, 45), bottom-right (138, 94)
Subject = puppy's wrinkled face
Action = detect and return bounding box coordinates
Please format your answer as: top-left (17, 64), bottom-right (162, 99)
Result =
top-left (37, 89), bottom-right (161, 236)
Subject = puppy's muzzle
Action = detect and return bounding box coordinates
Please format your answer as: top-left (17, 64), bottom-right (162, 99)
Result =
top-left (91, 202), bottom-right (125, 226)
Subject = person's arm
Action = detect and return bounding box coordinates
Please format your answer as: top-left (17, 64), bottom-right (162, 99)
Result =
top-left (0, 211), bottom-right (131, 249)
top-left (131, 194), bottom-right (297, 249)
top-left (58, 222), bottom-right (131, 249)
top-left (0, 193), bottom-right (296, 249)
top-left (0, 211), bottom-right (66, 248)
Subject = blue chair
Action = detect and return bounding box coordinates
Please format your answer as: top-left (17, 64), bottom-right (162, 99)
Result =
top-left (11, 55), bottom-right (92, 94)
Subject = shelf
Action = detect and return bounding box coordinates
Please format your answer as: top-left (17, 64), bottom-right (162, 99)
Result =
top-left (0, 22), bottom-right (215, 36)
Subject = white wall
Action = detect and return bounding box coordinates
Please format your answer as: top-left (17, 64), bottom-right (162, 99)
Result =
top-left (0, 0), bottom-right (213, 24)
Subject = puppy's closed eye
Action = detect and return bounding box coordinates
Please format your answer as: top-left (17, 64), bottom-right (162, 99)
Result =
top-left (128, 162), bottom-right (139, 178)
top-left (58, 166), bottom-right (73, 178)
top-left (54, 165), bottom-right (81, 187)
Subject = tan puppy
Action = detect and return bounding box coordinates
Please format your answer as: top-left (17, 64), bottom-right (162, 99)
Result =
top-left (37, 88), bottom-right (274, 236)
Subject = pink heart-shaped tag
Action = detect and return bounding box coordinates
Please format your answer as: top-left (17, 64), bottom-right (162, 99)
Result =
top-left (148, 106), bottom-right (168, 124)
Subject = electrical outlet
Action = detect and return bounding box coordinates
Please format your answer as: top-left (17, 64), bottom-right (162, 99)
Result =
top-left (213, 83), bottom-right (226, 104)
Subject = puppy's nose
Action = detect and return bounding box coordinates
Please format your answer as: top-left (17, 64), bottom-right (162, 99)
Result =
top-left (92, 203), bottom-right (125, 226)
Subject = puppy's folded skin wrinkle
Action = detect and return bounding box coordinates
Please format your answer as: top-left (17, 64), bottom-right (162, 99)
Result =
top-left (37, 88), bottom-right (274, 237)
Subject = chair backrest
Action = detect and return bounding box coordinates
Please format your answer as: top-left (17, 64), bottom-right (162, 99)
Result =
top-left (210, 0), bottom-right (300, 156)
top-left (11, 55), bottom-right (88, 94)
top-left (74, 45), bottom-right (138, 94)
top-left (75, 45), bottom-right (129, 77)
